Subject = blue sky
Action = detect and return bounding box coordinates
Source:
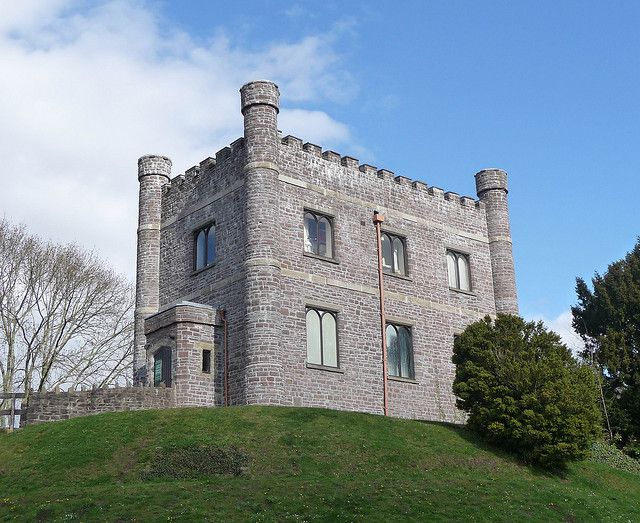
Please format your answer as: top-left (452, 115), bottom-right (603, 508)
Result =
top-left (1, 1), bottom-right (638, 347)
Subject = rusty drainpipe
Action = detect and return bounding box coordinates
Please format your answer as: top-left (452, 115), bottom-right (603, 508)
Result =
top-left (373, 211), bottom-right (389, 416)
top-left (221, 309), bottom-right (229, 407)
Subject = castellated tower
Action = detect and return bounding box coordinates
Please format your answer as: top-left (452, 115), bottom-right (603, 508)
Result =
top-left (475, 169), bottom-right (518, 315)
top-left (134, 155), bottom-right (171, 384)
top-left (132, 80), bottom-right (519, 421)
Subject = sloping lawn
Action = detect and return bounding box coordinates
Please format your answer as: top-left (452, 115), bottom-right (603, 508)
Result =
top-left (0, 406), bottom-right (638, 521)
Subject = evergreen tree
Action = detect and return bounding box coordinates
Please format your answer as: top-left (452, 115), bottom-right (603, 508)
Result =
top-left (453, 315), bottom-right (601, 468)
top-left (572, 239), bottom-right (640, 456)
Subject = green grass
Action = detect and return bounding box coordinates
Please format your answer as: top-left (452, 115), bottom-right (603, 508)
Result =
top-left (0, 406), bottom-right (638, 522)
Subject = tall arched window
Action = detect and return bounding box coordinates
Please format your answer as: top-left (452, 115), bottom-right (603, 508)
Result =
top-left (381, 232), bottom-right (408, 276)
top-left (386, 323), bottom-right (414, 379)
top-left (303, 211), bottom-right (333, 258)
top-left (153, 347), bottom-right (172, 387)
top-left (446, 250), bottom-right (471, 291)
top-left (194, 223), bottom-right (216, 270)
top-left (306, 308), bottom-right (338, 367)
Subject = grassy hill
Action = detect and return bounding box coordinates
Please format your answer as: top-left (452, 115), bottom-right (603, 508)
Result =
top-left (0, 406), bottom-right (639, 522)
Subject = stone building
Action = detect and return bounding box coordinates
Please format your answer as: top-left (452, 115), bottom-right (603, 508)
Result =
top-left (133, 80), bottom-right (518, 422)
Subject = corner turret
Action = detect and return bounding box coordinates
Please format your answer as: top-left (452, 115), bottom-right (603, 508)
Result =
top-left (134, 154), bottom-right (171, 384)
top-left (239, 80), bottom-right (285, 404)
top-left (475, 168), bottom-right (518, 315)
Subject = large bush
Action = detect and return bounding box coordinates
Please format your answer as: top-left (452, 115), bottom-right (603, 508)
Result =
top-left (453, 314), bottom-right (601, 468)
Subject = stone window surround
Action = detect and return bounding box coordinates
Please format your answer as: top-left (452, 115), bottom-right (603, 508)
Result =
top-left (303, 206), bottom-right (335, 261)
top-left (444, 245), bottom-right (474, 295)
top-left (152, 346), bottom-right (173, 388)
top-left (305, 301), bottom-right (340, 372)
top-left (386, 320), bottom-right (415, 381)
top-left (146, 337), bottom-right (176, 388)
top-left (380, 228), bottom-right (409, 277)
top-left (193, 220), bottom-right (216, 272)
top-left (202, 348), bottom-right (212, 374)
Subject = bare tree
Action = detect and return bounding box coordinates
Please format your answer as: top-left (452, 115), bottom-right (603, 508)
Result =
top-left (0, 218), bottom-right (133, 420)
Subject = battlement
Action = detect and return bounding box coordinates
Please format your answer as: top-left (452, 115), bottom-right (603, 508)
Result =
top-left (279, 134), bottom-right (484, 214)
top-left (162, 138), bottom-right (246, 198)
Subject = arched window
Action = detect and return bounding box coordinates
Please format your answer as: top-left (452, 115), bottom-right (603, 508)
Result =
top-left (194, 223), bottom-right (216, 270)
top-left (386, 323), bottom-right (414, 379)
top-left (446, 250), bottom-right (471, 291)
top-left (153, 347), bottom-right (172, 387)
top-left (303, 211), bottom-right (333, 258)
top-left (306, 308), bottom-right (338, 367)
top-left (381, 232), bottom-right (408, 276)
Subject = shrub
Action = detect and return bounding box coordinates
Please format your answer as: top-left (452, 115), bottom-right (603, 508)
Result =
top-left (590, 441), bottom-right (640, 474)
top-left (141, 444), bottom-right (249, 479)
top-left (453, 315), bottom-right (601, 468)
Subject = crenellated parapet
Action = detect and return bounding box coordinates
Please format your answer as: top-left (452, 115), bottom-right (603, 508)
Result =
top-left (159, 140), bottom-right (247, 223)
top-left (278, 134), bottom-right (485, 217)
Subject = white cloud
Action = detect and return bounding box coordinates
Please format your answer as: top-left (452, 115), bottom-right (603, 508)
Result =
top-left (279, 109), bottom-right (350, 145)
top-left (0, 1), bottom-right (356, 278)
top-left (530, 310), bottom-right (585, 356)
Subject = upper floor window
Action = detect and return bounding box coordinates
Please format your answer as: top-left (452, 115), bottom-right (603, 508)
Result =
top-left (382, 232), bottom-right (407, 276)
top-left (447, 250), bottom-right (471, 291)
top-left (306, 307), bottom-right (338, 368)
top-left (195, 223), bottom-right (216, 271)
top-left (386, 323), bottom-right (414, 379)
top-left (304, 211), bottom-right (333, 258)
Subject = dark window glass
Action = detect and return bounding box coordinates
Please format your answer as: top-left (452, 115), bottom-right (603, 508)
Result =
top-left (304, 212), bottom-right (333, 258)
top-left (202, 349), bottom-right (211, 373)
top-left (153, 347), bottom-right (172, 387)
top-left (446, 250), bottom-right (471, 291)
top-left (381, 232), bottom-right (407, 276)
top-left (306, 308), bottom-right (338, 367)
top-left (194, 224), bottom-right (216, 270)
top-left (386, 323), bottom-right (414, 379)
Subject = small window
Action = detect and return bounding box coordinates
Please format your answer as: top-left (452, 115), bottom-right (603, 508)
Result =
top-left (153, 347), bottom-right (172, 387)
top-left (382, 232), bottom-right (408, 276)
top-left (202, 349), bottom-right (212, 373)
top-left (446, 250), bottom-right (471, 291)
top-left (194, 224), bottom-right (216, 270)
top-left (304, 211), bottom-right (333, 258)
top-left (386, 323), bottom-right (414, 379)
top-left (306, 308), bottom-right (338, 368)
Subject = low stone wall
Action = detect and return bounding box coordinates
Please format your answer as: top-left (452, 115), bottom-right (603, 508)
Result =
top-left (21, 386), bottom-right (176, 426)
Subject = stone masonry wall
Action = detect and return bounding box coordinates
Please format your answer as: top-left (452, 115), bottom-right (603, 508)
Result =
top-left (157, 144), bottom-right (249, 406)
top-left (21, 386), bottom-right (175, 425)
top-left (273, 137), bottom-right (496, 422)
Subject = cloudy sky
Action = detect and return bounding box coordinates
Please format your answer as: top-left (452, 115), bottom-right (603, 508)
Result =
top-left (2, 1), bottom-right (638, 350)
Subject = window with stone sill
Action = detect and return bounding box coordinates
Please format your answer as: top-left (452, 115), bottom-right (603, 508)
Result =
top-left (386, 323), bottom-right (414, 379)
top-left (194, 223), bottom-right (216, 271)
top-left (306, 307), bottom-right (338, 368)
top-left (382, 232), bottom-right (407, 276)
top-left (446, 250), bottom-right (471, 292)
top-left (304, 211), bottom-right (333, 258)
